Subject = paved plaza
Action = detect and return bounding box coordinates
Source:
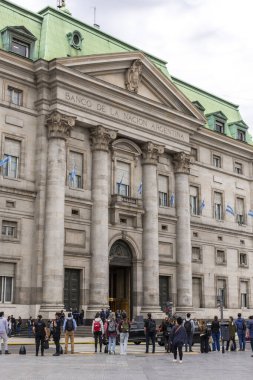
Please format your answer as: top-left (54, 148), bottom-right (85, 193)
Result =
top-left (0, 338), bottom-right (252, 380)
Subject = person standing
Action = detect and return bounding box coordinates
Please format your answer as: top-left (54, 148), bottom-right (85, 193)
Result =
top-left (211, 316), bottom-right (220, 352)
top-left (183, 313), bottom-right (195, 352)
top-left (118, 313), bottom-right (131, 355)
top-left (0, 311), bottom-right (10, 354)
top-left (63, 312), bottom-right (77, 354)
top-left (235, 313), bottom-right (246, 351)
top-left (92, 312), bottom-right (104, 353)
top-left (52, 313), bottom-right (62, 356)
top-left (107, 312), bottom-right (117, 355)
top-left (33, 315), bottom-right (47, 356)
top-left (144, 313), bottom-right (156, 354)
top-left (16, 316), bottom-right (22, 336)
top-left (226, 316), bottom-right (236, 351)
top-left (246, 315), bottom-right (253, 357)
top-left (27, 317), bottom-right (33, 338)
top-left (198, 320), bottom-right (209, 353)
top-left (170, 317), bottom-right (187, 364)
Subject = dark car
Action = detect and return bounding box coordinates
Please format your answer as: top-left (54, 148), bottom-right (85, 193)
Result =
top-left (128, 316), bottom-right (146, 344)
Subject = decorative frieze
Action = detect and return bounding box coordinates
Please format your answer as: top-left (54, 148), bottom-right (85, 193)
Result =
top-left (90, 125), bottom-right (117, 151)
top-left (141, 141), bottom-right (164, 165)
top-left (46, 111), bottom-right (76, 140)
top-left (173, 152), bottom-right (191, 174)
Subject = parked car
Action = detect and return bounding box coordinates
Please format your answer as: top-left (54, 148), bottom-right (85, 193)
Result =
top-left (128, 316), bottom-right (146, 344)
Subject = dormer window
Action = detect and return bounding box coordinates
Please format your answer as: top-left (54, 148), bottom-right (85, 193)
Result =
top-left (1, 26), bottom-right (37, 60)
top-left (215, 120), bottom-right (225, 134)
top-left (237, 130), bottom-right (246, 142)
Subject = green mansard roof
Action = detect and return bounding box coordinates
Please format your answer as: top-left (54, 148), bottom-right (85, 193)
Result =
top-left (0, 0), bottom-right (251, 143)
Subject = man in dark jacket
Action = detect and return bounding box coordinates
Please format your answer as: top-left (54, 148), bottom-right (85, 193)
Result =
top-left (52, 313), bottom-right (61, 356)
top-left (235, 313), bottom-right (246, 351)
top-left (144, 313), bottom-right (156, 354)
top-left (246, 315), bottom-right (253, 357)
top-left (33, 315), bottom-right (47, 356)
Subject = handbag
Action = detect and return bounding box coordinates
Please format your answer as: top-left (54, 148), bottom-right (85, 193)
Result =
top-left (44, 339), bottom-right (49, 349)
top-left (104, 344), bottom-right (108, 353)
top-left (19, 345), bottom-right (26, 355)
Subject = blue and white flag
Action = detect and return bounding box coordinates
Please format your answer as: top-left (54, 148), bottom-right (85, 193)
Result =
top-left (118, 174), bottom-right (124, 188)
top-left (69, 166), bottom-right (76, 183)
top-left (0, 156), bottom-right (11, 167)
top-left (200, 199), bottom-right (205, 210)
top-left (248, 210), bottom-right (253, 217)
top-left (226, 204), bottom-right (234, 216)
top-left (137, 182), bottom-right (142, 195)
top-left (170, 193), bottom-right (175, 207)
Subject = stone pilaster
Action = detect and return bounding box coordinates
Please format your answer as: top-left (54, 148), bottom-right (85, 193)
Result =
top-left (40, 111), bottom-right (75, 317)
top-left (86, 125), bottom-right (117, 318)
top-left (173, 152), bottom-right (193, 312)
top-left (141, 142), bottom-right (165, 318)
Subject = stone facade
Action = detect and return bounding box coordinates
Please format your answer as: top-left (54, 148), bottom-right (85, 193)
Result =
top-left (0, 1), bottom-right (253, 320)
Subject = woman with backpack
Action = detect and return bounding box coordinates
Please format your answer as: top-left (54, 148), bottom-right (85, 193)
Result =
top-left (106, 312), bottom-right (118, 354)
top-left (170, 317), bottom-right (187, 364)
top-left (92, 312), bottom-right (104, 353)
top-left (118, 313), bottom-right (131, 355)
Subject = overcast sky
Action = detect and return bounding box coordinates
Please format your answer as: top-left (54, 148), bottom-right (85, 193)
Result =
top-left (12, 0), bottom-right (253, 130)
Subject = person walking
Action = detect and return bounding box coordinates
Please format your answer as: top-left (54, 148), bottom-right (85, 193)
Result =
top-left (33, 315), bottom-right (47, 356)
top-left (160, 316), bottom-right (173, 353)
top-left (199, 320), bottom-right (209, 353)
top-left (144, 313), bottom-right (156, 354)
top-left (52, 312), bottom-right (62, 356)
top-left (63, 312), bottom-right (77, 354)
top-left (92, 312), bottom-right (104, 353)
top-left (183, 313), bottom-right (195, 352)
top-left (211, 316), bottom-right (220, 352)
top-left (226, 316), bottom-right (236, 351)
top-left (235, 313), bottom-right (246, 351)
top-left (170, 317), bottom-right (187, 364)
top-left (118, 313), bottom-right (131, 355)
top-left (107, 312), bottom-right (117, 355)
top-left (0, 311), bottom-right (10, 354)
top-left (246, 315), bottom-right (253, 357)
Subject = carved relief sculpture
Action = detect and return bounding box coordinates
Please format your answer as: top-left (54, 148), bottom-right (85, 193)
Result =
top-left (46, 110), bottom-right (76, 140)
top-left (90, 125), bottom-right (117, 151)
top-left (141, 141), bottom-right (164, 165)
top-left (125, 59), bottom-right (143, 93)
top-left (173, 152), bottom-right (191, 174)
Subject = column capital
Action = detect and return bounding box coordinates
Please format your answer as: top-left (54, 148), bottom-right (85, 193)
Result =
top-left (46, 111), bottom-right (76, 140)
top-left (141, 141), bottom-right (164, 165)
top-left (90, 125), bottom-right (117, 151)
top-left (173, 152), bottom-right (191, 174)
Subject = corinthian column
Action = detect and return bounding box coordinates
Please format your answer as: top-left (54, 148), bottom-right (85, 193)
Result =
top-left (141, 142), bottom-right (165, 317)
top-left (40, 111), bottom-right (75, 317)
top-left (86, 125), bottom-right (117, 319)
top-left (173, 152), bottom-right (192, 311)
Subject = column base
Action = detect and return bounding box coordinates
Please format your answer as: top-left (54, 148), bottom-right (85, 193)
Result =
top-left (39, 304), bottom-right (65, 319)
top-left (140, 306), bottom-right (166, 320)
top-left (175, 306), bottom-right (194, 317)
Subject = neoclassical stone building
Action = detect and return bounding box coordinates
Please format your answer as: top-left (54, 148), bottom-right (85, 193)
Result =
top-left (0, 0), bottom-right (253, 319)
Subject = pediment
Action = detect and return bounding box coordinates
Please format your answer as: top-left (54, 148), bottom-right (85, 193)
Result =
top-left (206, 111), bottom-right (227, 120)
top-left (2, 26), bottom-right (37, 40)
top-left (228, 120), bottom-right (248, 129)
top-left (57, 52), bottom-right (206, 123)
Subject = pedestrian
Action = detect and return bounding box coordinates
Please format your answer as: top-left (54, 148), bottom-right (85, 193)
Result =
top-left (144, 313), bottom-right (156, 354)
top-left (170, 316), bottom-right (187, 363)
top-left (160, 316), bottom-right (173, 353)
top-left (211, 316), bottom-right (220, 352)
top-left (198, 320), bottom-right (209, 353)
top-left (16, 316), bottom-right (22, 335)
top-left (60, 310), bottom-right (65, 326)
top-left (52, 312), bottom-right (62, 356)
top-left (33, 315), bottom-right (47, 356)
top-left (92, 312), bottom-right (104, 353)
top-left (79, 309), bottom-right (84, 326)
top-left (183, 313), bottom-right (195, 352)
top-left (11, 315), bottom-right (16, 335)
top-left (118, 312), bottom-right (131, 355)
top-left (0, 311), bottom-right (11, 354)
top-left (226, 316), bottom-right (236, 351)
top-left (63, 312), bottom-right (77, 354)
top-left (246, 315), bottom-right (253, 357)
top-left (27, 316), bottom-right (33, 338)
top-left (235, 313), bottom-right (246, 351)
top-left (107, 312), bottom-right (117, 355)
top-left (100, 309), bottom-right (106, 323)
top-left (7, 316), bottom-right (12, 337)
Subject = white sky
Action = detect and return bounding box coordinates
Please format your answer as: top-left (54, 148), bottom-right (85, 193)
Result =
top-left (11, 0), bottom-right (253, 130)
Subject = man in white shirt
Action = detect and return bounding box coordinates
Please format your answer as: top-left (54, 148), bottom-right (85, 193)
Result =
top-left (0, 311), bottom-right (10, 354)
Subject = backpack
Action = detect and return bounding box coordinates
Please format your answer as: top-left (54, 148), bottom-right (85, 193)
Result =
top-left (148, 319), bottom-right (156, 333)
top-left (66, 319), bottom-right (74, 332)
top-left (237, 319), bottom-right (246, 331)
top-left (94, 320), bottom-right (101, 333)
top-left (108, 320), bottom-right (116, 333)
top-left (121, 321), bottom-right (129, 333)
top-left (184, 320), bottom-right (192, 333)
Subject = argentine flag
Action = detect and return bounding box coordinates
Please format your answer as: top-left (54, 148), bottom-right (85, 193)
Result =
top-left (69, 166), bottom-right (76, 184)
top-left (137, 182), bottom-right (142, 195)
top-left (170, 193), bottom-right (175, 207)
top-left (200, 199), bottom-right (205, 210)
top-left (248, 210), bottom-right (253, 217)
top-left (226, 204), bottom-right (234, 216)
top-left (0, 156), bottom-right (11, 167)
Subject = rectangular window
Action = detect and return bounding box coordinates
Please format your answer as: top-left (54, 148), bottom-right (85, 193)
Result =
top-left (234, 162), bottom-right (243, 175)
top-left (68, 151), bottom-right (83, 189)
top-left (217, 279), bottom-right (227, 308)
top-left (192, 277), bottom-right (202, 308)
top-left (190, 186), bottom-right (199, 215)
top-left (11, 39), bottom-right (30, 58)
top-left (239, 253), bottom-right (248, 266)
top-left (0, 276), bottom-right (13, 303)
top-left (213, 155), bottom-right (221, 168)
top-left (214, 192), bottom-right (222, 220)
top-left (116, 161), bottom-right (130, 197)
top-left (192, 247), bottom-right (201, 262)
top-left (216, 249), bottom-right (226, 265)
top-left (158, 175), bottom-right (168, 207)
top-left (236, 197), bottom-right (245, 225)
top-left (7, 86), bottom-right (23, 106)
top-left (2, 220), bottom-right (17, 238)
top-left (240, 281), bottom-right (248, 308)
top-left (3, 138), bottom-right (21, 178)
top-left (237, 130), bottom-right (246, 142)
top-left (215, 120), bottom-right (225, 134)
top-left (191, 148), bottom-right (198, 161)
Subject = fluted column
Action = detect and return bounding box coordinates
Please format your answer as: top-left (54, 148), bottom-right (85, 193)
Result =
top-left (141, 142), bottom-right (164, 317)
top-left (41, 111), bottom-right (75, 316)
top-left (173, 152), bottom-right (192, 310)
top-left (87, 125), bottom-right (117, 318)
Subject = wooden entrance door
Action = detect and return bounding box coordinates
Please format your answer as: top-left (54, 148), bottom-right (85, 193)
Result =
top-left (64, 269), bottom-right (80, 311)
top-left (109, 266), bottom-right (131, 318)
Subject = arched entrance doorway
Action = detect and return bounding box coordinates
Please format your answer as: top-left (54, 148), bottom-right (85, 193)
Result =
top-left (109, 240), bottom-right (132, 318)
